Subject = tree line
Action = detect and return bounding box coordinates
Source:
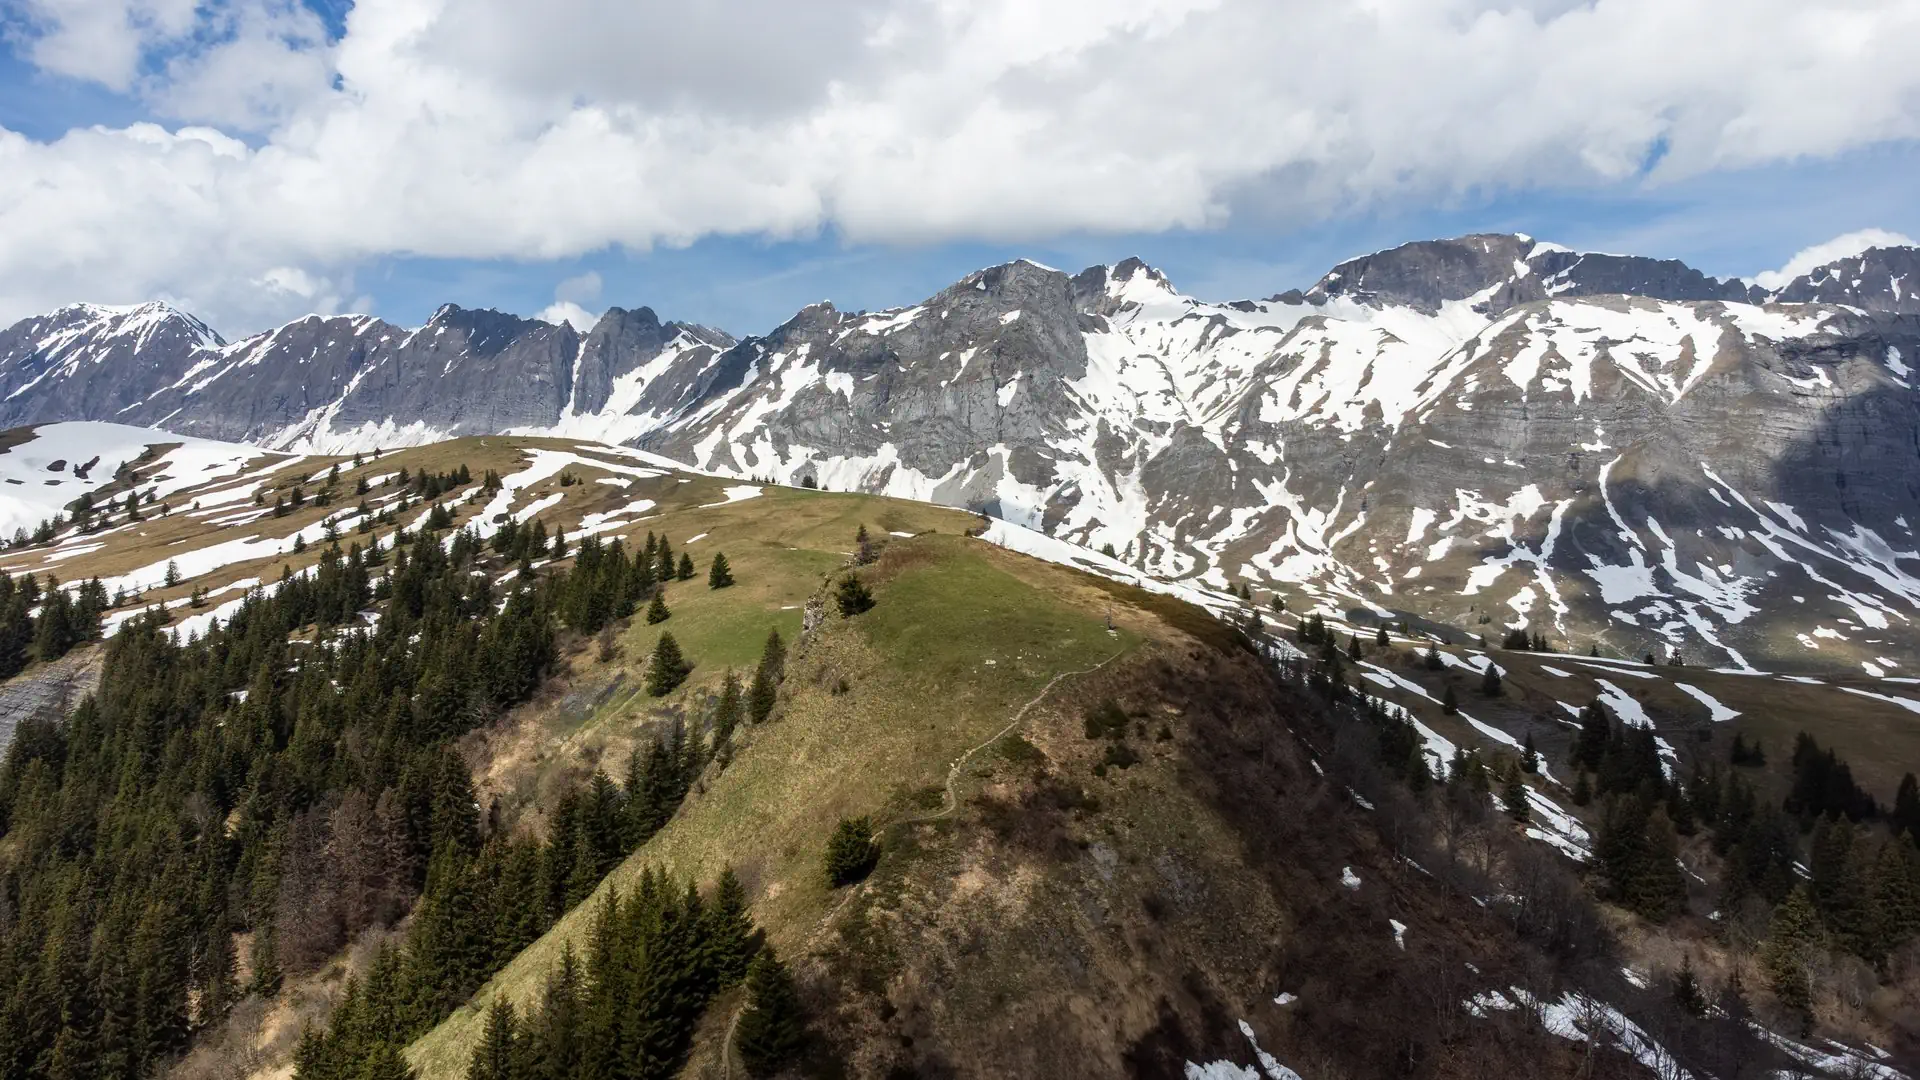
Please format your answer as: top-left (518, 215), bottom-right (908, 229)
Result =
top-left (0, 493), bottom-right (583, 1079)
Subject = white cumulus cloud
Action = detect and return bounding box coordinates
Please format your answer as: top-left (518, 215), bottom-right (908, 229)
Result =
top-left (535, 301), bottom-right (597, 332)
top-left (535, 271), bottom-right (603, 330)
top-left (2, 0), bottom-right (1920, 332)
top-left (1749, 228), bottom-right (1918, 290)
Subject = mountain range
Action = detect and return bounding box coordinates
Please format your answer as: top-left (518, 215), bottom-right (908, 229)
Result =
top-left (4, 232), bottom-right (1919, 674)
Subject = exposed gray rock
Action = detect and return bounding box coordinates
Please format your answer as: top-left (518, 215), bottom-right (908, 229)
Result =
top-left (1772, 245), bottom-right (1920, 314)
top-left (3, 234), bottom-right (1920, 669)
top-left (0, 646), bottom-right (101, 754)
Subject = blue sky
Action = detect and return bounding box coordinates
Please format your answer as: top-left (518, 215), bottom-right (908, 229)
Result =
top-left (1, 0), bottom-right (1917, 338)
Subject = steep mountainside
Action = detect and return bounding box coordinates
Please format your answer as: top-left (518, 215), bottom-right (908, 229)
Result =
top-left (1, 422), bottom-right (1912, 1079)
top-left (3, 237), bottom-right (1919, 674)
top-left (0, 303), bottom-right (734, 450)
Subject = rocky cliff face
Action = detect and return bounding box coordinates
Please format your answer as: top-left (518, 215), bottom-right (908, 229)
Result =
top-left (633, 237), bottom-right (1920, 673)
top-left (2, 236), bottom-right (1918, 672)
top-left (0, 303), bottom-right (734, 450)
top-left (0, 303), bottom-right (222, 426)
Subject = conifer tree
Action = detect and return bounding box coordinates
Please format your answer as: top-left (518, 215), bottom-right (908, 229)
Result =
top-left (1375, 625), bottom-right (1390, 648)
top-left (824, 816), bottom-right (879, 886)
top-left (359, 1042), bottom-right (418, 1080)
top-left (747, 664), bottom-right (776, 726)
top-left (1596, 796), bottom-right (1684, 919)
top-left (1466, 753), bottom-right (1492, 797)
top-left (1870, 834), bottom-right (1920, 960)
top-left (655, 535), bottom-right (675, 581)
top-left (759, 628), bottom-right (786, 679)
top-left (466, 997), bottom-right (520, 1080)
top-left (0, 588), bottom-right (31, 678)
top-left (647, 633), bottom-right (691, 696)
top-left (1896, 772), bottom-right (1920, 840)
top-left (1570, 700), bottom-right (1611, 772)
top-left (735, 947), bottom-right (805, 1078)
top-left (704, 868), bottom-right (759, 987)
top-left (1502, 773), bottom-right (1531, 823)
top-left (1672, 956), bottom-right (1707, 1017)
top-left (1346, 634), bottom-right (1362, 661)
top-left (1762, 886), bottom-right (1825, 1013)
top-left (708, 552), bottom-right (734, 589)
top-left (836, 574), bottom-right (874, 616)
top-left (646, 589), bottom-right (671, 625)
top-left (1424, 642), bottom-right (1444, 671)
top-left (1405, 745), bottom-right (1431, 792)
top-left (1630, 806), bottom-right (1687, 921)
top-left (742, 632), bottom-right (786, 724)
top-left (1810, 818), bottom-right (1871, 956)
top-left (1441, 683), bottom-right (1459, 715)
top-left (678, 552), bottom-right (695, 581)
top-left (1520, 731), bottom-right (1539, 774)
top-left (713, 670), bottom-right (744, 749)
top-left (532, 945), bottom-right (584, 1080)
top-left (1479, 664), bottom-right (1503, 697)
top-left (251, 925), bottom-right (284, 996)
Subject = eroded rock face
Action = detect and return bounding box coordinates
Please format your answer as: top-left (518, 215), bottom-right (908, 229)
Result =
top-left (0, 647), bottom-right (99, 754)
top-left (3, 235), bottom-right (1920, 669)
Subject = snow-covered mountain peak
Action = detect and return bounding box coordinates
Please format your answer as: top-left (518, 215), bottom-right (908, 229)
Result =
top-left (6, 235), bottom-right (1920, 672)
top-left (1100, 257), bottom-right (1184, 311)
top-left (40, 301), bottom-right (225, 351)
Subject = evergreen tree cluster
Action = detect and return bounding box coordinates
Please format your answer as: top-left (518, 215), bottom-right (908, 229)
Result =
top-left (552, 534), bottom-right (660, 635)
top-left (299, 865), bottom-right (780, 1080)
top-left (1756, 826), bottom-right (1920, 1013)
top-left (0, 569), bottom-right (108, 678)
top-left (489, 517), bottom-right (556, 566)
top-left (1566, 700), bottom-right (1668, 803)
top-left (7, 513), bottom-right (64, 551)
top-left (1358, 696), bottom-right (1432, 791)
top-left (1593, 796), bottom-right (1688, 921)
top-left (395, 464), bottom-right (474, 500)
top-left (0, 512), bottom-right (586, 1077)
top-left (1500, 627), bottom-right (1551, 651)
top-left (1489, 622), bottom-right (1551, 645)
top-left (1707, 743), bottom-right (1920, 988)
top-left (1564, 700), bottom-right (1690, 920)
top-left (1783, 732), bottom-right (1879, 824)
top-left (1569, 713), bottom-right (1920, 968)
top-left (290, 733), bottom-right (712, 1080)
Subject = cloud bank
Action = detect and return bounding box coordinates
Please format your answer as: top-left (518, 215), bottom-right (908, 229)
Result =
top-left (2, 0), bottom-right (1919, 331)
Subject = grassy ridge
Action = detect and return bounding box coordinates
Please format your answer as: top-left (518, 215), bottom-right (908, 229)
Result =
top-left (408, 530), bottom-right (1145, 1077)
